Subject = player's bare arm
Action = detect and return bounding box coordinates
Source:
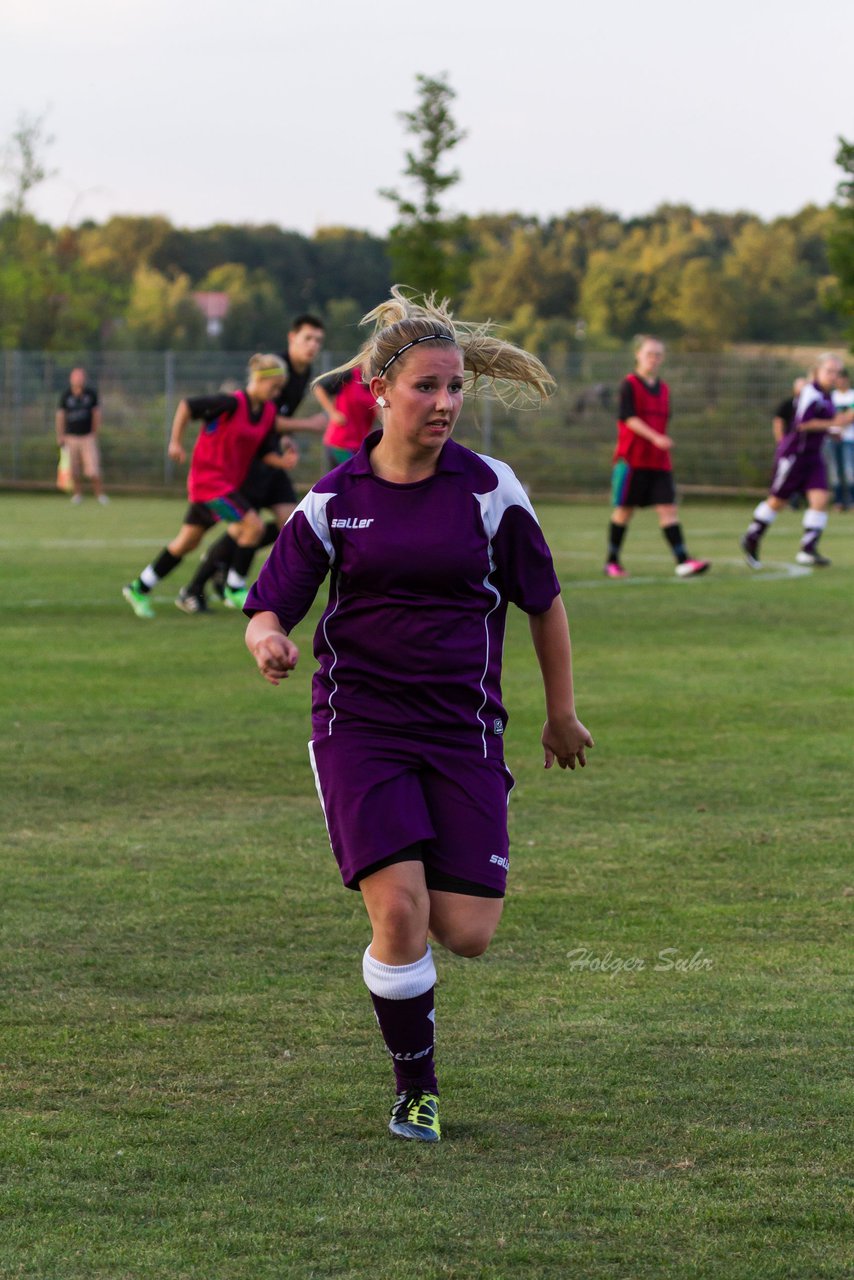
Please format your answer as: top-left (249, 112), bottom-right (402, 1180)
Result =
top-left (528, 595), bottom-right (594, 771)
top-left (797, 416), bottom-right (843, 433)
top-left (313, 384), bottom-right (346, 424)
top-left (168, 401), bottom-right (192, 463)
top-left (279, 412), bottom-right (328, 433)
top-left (812, 408), bottom-right (854, 437)
top-left (624, 415), bottom-right (673, 450)
top-left (260, 440), bottom-right (298, 471)
top-left (246, 611), bottom-right (300, 685)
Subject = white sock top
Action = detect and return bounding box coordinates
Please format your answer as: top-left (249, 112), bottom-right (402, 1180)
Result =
top-left (362, 945), bottom-right (436, 1000)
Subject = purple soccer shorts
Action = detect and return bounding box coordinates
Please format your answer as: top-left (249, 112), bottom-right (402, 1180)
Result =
top-left (308, 728), bottom-right (515, 894)
top-left (769, 448), bottom-right (828, 499)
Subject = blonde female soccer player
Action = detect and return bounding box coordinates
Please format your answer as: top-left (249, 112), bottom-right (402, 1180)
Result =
top-left (122, 355), bottom-right (292, 618)
top-left (244, 289), bottom-right (593, 1142)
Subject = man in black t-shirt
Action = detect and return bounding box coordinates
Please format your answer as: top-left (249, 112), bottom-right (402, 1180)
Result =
top-left (177, 314), bottom-right (328, 612)
top-left (772, 377), bottom-right (806, 444)
top-left (56, 367), bottom-right (108, 504)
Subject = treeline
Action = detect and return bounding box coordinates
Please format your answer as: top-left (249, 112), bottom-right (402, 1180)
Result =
top-left (0, 202), bottom-right (843, 354)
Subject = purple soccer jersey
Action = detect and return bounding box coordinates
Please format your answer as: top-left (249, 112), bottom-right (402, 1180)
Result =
top-left (245, 432), bottom-right (561, 754)
top-left (769, 381), bottom-right (835, 497)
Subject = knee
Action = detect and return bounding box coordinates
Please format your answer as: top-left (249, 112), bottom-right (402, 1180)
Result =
top-left (432, 924), bottom-right (494, 959)
top-left (372, 889), bottom-right (426, 948)
top-left (240, 512), bottom-right (264, 544)
top-left (169, 528), bottom-right (199, 555)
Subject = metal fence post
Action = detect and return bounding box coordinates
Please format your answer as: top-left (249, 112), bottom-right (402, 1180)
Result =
top-left (11, 350), bottom-right (23, 482)
top-left (164, 350), bottom-right (175, 484)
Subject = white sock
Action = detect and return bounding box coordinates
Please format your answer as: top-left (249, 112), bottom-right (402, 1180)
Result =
top-left (139, 565), bottom-right (159, 588)
top-left (226, 569), bottom-right (246, 589)
top-left (362, 946), bottom-right (436, 999)
top-left (754, 501), bottom-right (776, 525)
top-left (802, 510), bottom-right (827, 531)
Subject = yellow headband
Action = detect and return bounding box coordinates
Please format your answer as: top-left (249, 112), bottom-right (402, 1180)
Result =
top-left (255, 366), bottom-right (285, 379)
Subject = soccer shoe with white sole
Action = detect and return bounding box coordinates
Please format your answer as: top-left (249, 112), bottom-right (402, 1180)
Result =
top-left (388, 1089), bottom-right (441, 1142)
top-left (795, 550), bottom-right (831, 567)
top-left (175, 587), bottom-right (208, 614)
top-left (222, 585), bottom-right (249, 610)
top-left (740, 534), bottom-right (761, 569)
top-left (122, 583), bottom-right (155, 619)
top-left (675, 559), bottom-right (711, 578)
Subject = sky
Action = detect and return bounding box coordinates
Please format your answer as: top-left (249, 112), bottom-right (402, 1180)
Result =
top-left (3, 0), bottom-right (852, 235)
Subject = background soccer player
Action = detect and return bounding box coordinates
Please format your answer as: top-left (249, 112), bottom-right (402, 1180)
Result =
top-left (605, 336), bottom-right (710, 579)
top-left (314, 363), bottom-right (379, 468)
top-left (741, 353), bottom-right (853, 569)
top-left (122, 355), bottom-right (292, 618)
top-left (244, 288), bottom-right (593, 1144)
top-left (178, 316), bottom-right (328, 610)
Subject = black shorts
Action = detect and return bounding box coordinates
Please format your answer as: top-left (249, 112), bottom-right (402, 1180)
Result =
top-left (243, 459), bottom-right (297, 510)
top-left (611, 462), bottom-right (676, 508)
top-left (352, 844), bottom-right (504, 898)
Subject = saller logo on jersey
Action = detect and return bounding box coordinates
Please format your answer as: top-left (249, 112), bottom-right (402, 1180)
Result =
top-left (331, 517), bottom-right (375, 529)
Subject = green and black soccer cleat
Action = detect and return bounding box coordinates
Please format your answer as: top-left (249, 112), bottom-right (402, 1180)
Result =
top-left (388, 1089), bottom-right (441, 1142)
top-left (122, 582), bottom-right (155, 619)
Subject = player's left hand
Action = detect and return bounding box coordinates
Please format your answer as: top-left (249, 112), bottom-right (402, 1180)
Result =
top-left (542, 714), bottom-right (594, 771)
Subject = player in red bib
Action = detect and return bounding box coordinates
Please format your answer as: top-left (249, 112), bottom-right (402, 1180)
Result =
top-left (606, 336), bottom-right (710, 579)
top-left (314, 364), bottom-right (379, 468)
top-left (122, 355), bottom-right (294, 618)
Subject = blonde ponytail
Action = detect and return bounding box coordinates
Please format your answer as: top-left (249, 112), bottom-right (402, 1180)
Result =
top-left (315, 285), bottom-right (555, 407)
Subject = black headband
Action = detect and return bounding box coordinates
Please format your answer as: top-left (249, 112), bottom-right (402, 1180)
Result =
top-left (376, 332), bottom-right (457, 379)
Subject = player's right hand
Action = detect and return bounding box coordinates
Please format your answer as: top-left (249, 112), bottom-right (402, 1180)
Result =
top-left (168, 441), bottom-right (187, 464)
top-left (252, 633), bottom-right (299, 685)
top-left (654, 433), bottom-right (674, 450)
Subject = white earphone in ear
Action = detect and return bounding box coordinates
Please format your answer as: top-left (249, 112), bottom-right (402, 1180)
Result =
top-left (376, 396), bottom-right (387, 408)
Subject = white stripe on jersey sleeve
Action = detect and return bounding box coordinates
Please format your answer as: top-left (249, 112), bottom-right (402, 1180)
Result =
top-left (473, 453), bottom-right (539, 541)
top-left (287, 489), bottom-right (336, 562)
top-left (794, 384), bottom-right (822, 425)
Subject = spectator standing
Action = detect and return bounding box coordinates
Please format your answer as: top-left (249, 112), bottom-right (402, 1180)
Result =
top-left (56, 367), bottom-right (108, 504)
top-left (829, 369), bottom-right (854, 511)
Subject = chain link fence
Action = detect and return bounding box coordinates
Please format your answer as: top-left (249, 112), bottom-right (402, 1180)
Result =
top-left (0, 348), bottom-right (806, 499)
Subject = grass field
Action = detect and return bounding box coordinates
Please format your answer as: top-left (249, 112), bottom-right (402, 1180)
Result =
top-left (1, 493), bottom-right (852, 1280)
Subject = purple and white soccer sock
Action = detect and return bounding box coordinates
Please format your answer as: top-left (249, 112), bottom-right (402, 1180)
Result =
top-left (363, 945), bottom-right (438, 1096)
top-left (800, 509), bottom-right (827, 554)
top-left (746, 501), bottom-right (776, 542)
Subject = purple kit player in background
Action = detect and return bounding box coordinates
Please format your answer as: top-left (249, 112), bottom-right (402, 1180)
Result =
top-left (244, 288), bottom-right (593, 1143)
top-left (741, 353), bottom-right (852, 569)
